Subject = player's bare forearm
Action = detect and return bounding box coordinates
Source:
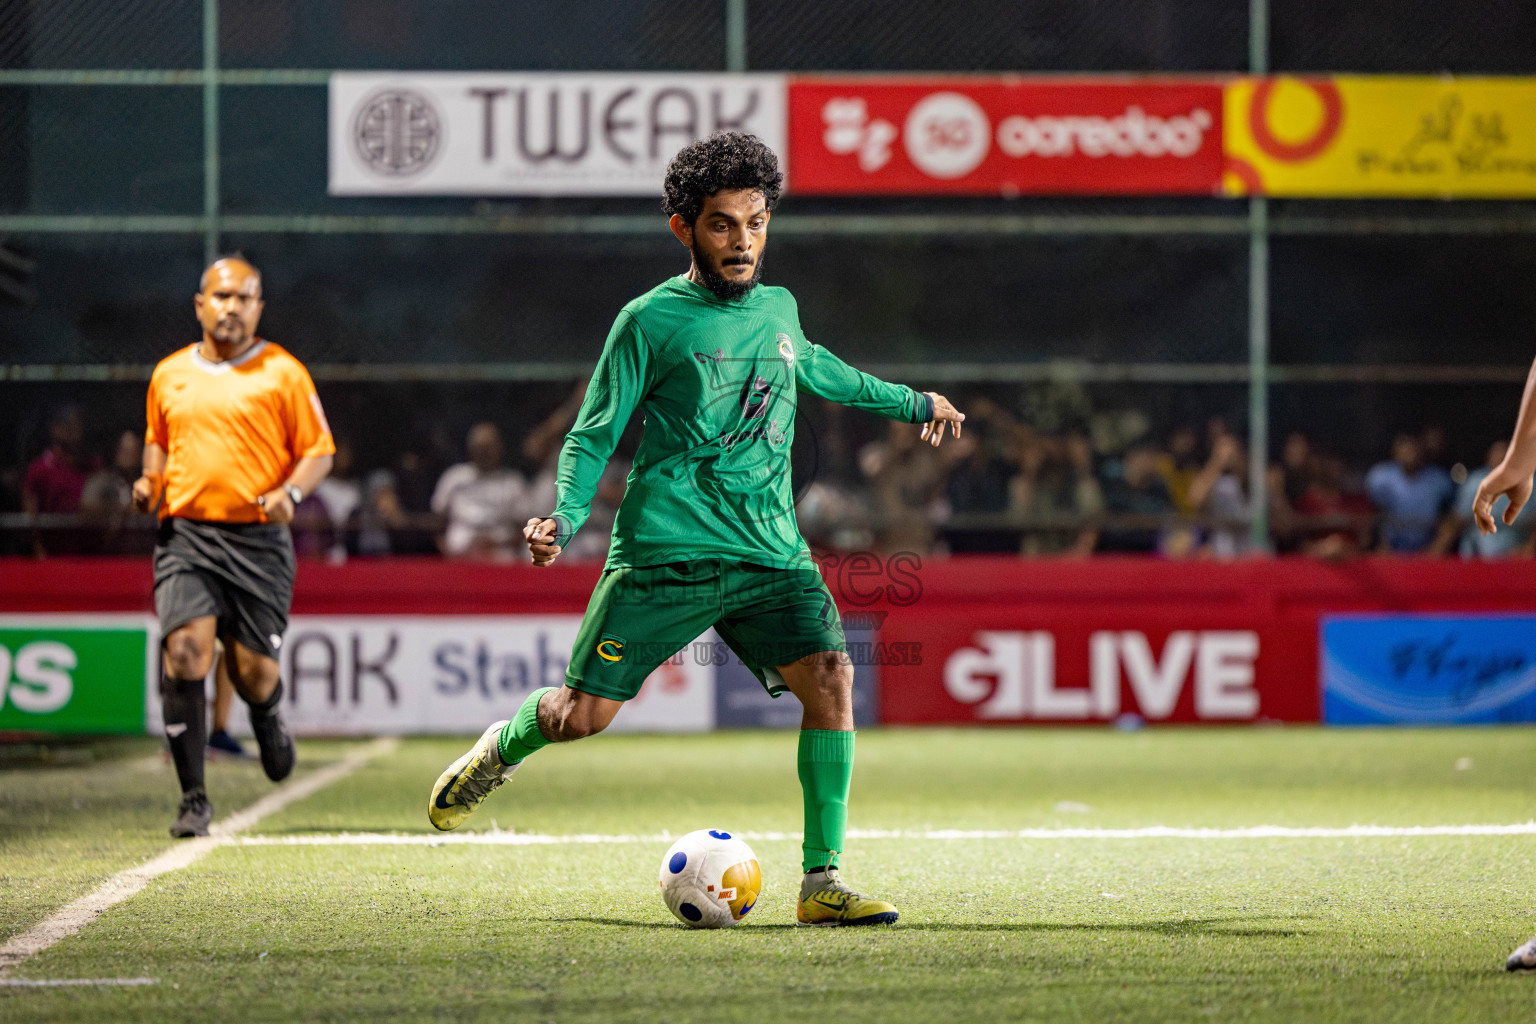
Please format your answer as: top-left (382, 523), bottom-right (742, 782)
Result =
top-left (131, 442), bottom-right (168, 512)
top-left (919, 392), bottom-right (966, 447)
top-left (1505, 356), bottom-right (1536, 477)
top-left (524, 517), bottom-right (563, 567)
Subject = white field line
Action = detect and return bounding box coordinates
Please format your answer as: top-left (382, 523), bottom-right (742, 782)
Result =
top-left (0, 977), bottom-right (158, 987)
top-left (230, 821), bottom-right (1536, 848)
top-left (0, 737), bottom-right (397, 974)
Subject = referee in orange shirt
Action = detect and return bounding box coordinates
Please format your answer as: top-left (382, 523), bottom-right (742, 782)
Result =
top-left (132, 257), bottom-right (335, 837)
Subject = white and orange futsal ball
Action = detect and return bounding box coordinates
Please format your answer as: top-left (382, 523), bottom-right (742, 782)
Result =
top-left (658, 829), bottom-right (762, 928)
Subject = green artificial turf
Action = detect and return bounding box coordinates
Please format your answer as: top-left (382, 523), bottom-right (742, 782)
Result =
top-left (0, 737), bottom-right (363, 940)
top-left (3, 728), bottom-right (1536, 1022)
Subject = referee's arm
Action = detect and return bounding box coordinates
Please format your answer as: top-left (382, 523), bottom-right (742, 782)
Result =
top-left (258, 361), bottom-right (337, 525)
top-left (256, 453), bottom-right (334, 525)
top-left (131, 442), bottom-right (167, 513)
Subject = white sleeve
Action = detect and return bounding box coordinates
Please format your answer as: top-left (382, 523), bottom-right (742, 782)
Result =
top-left (431, 464), bottom-right (468, 515)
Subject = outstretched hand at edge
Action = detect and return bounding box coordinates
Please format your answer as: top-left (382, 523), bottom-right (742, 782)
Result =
top-left (1472, 461), bottom-right (1534, 536)
top-left (920, 392), bottom-right (966, 447)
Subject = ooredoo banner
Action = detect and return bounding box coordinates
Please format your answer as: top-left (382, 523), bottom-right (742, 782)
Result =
top-left (788, 78), bottom-right (1225, 195)
top-left (329, 72), bottom-right (787, 195)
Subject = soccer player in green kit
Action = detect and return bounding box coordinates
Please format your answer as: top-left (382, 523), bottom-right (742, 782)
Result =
top-left (429, 132), bottom-right (965, 926)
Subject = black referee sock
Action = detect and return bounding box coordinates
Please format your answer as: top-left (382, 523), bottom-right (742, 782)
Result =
top-left (246, 680), bottom-right (283, 719)
top-left (160, 675), bottom-right (208, 795)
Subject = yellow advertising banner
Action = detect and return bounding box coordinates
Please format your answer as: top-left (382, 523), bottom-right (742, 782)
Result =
top-left (1224, 76), bottom-right (1536, 198)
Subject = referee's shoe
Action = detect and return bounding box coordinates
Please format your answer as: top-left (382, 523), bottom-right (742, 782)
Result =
top-left (250, 683), bottom-right (295, 782)
top-left (170, 788), bottom-right (213, 838)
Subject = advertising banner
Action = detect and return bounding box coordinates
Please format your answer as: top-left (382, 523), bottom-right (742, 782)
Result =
top-left (227, 616), bottom-right (717, 735)
top-left (1322, 614), bottom-right (1536, 724)
top-left (137, 616), bottom-right (716, 737)
top-left (0, 615), bottom-right (152, 735)
top-left (878, 608), bottom-right (1315, 725)
top-left (329, 72), bottom-right (787, 195)
top-left (327, 72), bottom-right (1536, 199)
top-left (1224, 76), bottom-right (1536, 198)
top-left (788, 78), bottom-right (1224, 196)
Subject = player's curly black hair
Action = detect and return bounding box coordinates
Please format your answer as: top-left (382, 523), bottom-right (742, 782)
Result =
top-left (662, 131), bottom-right (784, 225)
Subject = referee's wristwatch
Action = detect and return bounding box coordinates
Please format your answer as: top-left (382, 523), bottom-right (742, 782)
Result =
top-left (282, 483), bottom-right (304, 506)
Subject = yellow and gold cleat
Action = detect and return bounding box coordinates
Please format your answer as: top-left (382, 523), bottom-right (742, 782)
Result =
top-left (796, 868), bottom-right (899, 926)
top-left (428, 720), bottom-right (518, 831)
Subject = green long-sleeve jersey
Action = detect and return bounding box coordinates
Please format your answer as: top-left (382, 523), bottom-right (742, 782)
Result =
top-left (550, 275), bottom-right (934, 570)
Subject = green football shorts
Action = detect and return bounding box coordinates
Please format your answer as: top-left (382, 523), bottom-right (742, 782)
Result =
top-left (565, 559), bottom-right (846, 702)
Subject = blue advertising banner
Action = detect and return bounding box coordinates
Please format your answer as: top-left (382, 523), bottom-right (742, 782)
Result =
top-left (1322, 614), bottom-right (1536, 724)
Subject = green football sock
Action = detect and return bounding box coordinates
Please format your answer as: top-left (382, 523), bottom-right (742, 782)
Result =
top-left (798, 729), bottom-right (855, 872)
top-left (497, 687), bottom-right (557, 765)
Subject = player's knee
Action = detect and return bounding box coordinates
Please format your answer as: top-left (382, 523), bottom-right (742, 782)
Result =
top-left (802, 651), bottom-right (854, 694)
top-left (230, 654), bottom-right (280, 703)
top-left (163, 633), bottom-right (213, 680)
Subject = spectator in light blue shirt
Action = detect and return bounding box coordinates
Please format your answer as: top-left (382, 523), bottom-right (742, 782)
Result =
top-left (1455, 440), bottom-right (1535, 558)
top-left (1365, 433), bottom-right (1454, 552)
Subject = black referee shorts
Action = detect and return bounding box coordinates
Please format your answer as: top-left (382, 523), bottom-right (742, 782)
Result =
top-left (153, 517), bottom-right (296, 661)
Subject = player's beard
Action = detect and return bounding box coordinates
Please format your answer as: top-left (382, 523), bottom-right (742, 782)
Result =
top-left (691, 240), bottom-right (764, 300)
top-left (212, 315), bottom-right (249, 345)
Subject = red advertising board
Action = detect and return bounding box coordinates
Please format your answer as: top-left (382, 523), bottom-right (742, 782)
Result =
top-left (863, 558), bottom-right (1536, 726)
top-left (8, 556), bottom-right (1536, 727)
top-left (788, 77), bottom-right (1224, 196)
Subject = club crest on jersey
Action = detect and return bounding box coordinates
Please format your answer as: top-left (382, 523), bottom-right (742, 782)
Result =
top-left (776, 334), bottom-right (795, 366)
top-left (596, 634), bottom-right (626, 663)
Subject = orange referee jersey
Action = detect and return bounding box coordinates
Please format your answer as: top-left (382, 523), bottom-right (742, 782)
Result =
top-left (145, 339), bottom-right (336, 523)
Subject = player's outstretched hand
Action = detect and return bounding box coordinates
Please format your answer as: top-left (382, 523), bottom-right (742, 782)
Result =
top-left (524, 517), bottom-right (563, 567)
top-left (920, 392), bottom-right (966, 447)
top-left (1472, 459), bottom-right (1534, 535)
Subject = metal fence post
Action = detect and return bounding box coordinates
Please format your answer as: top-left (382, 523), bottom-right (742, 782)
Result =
top-left (1247, 0), bottom-right (1271, 550)
top-left (203, 0), bottom-right (220, 264)
top-left (725, 0), bottom-right (747, 72)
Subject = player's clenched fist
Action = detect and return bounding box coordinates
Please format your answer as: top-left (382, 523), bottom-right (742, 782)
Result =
top-left (131, 474), bottom-right (161, 513)
top-left (524, 517), bottom-right (563, 567)
top-left (256, 488), bottom-right (296, 525)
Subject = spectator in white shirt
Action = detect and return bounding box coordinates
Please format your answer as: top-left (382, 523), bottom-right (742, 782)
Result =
top-left (431, 422), bottom-right (529, 561)
top-left (309, 438), bottom-right (362, 562)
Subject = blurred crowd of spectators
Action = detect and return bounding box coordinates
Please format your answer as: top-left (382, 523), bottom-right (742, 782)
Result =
top-left (3, 388), bottom-right (1530, 562)
top-left (796, 397), bottom-right (1531, 561)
